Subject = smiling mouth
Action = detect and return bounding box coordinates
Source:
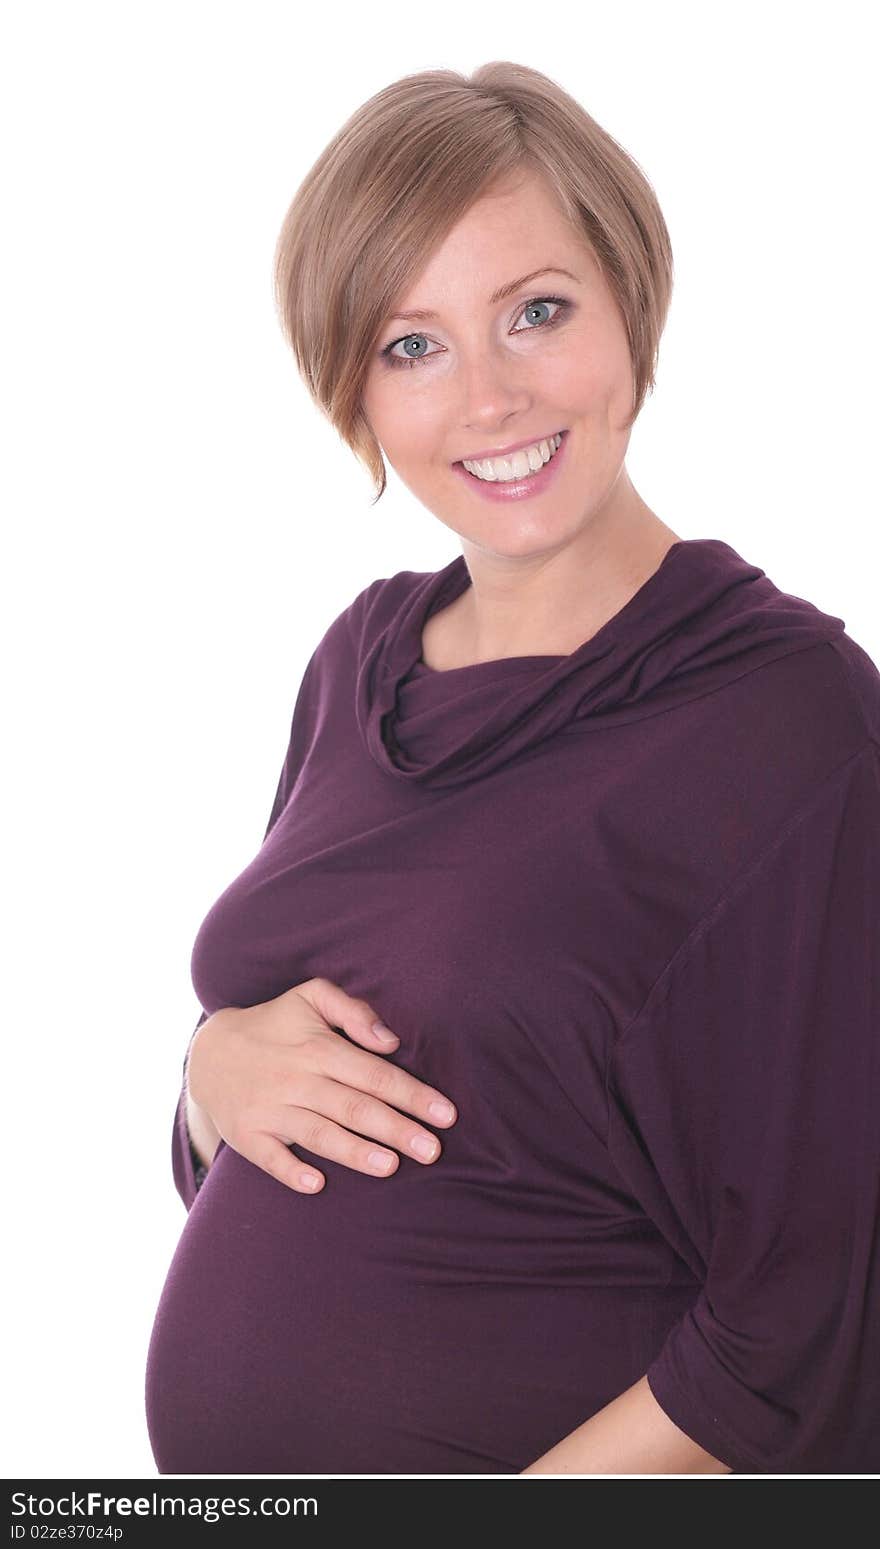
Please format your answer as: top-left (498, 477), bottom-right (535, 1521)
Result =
top-left (455, 428), bottom-right (568, 479)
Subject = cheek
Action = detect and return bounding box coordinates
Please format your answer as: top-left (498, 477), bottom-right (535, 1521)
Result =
top-left (555, 320), bottom-right (632, 405)
top-left (383, 403), bottom-right (448, 469)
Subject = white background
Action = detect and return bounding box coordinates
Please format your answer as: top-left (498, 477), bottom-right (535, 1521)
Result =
top-left (3, 0), bottom-right (877, 1477)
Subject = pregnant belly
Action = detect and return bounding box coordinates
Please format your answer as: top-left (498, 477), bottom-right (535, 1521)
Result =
top-left (145, 1141), bottom-right (694, 1475)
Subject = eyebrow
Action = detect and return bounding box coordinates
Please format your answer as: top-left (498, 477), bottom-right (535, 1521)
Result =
top-left (386, 266), bottom-right (582, 324)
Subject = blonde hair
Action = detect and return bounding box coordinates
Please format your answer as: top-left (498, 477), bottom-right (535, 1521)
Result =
top-left (273, 61), bottom-right (674, 504)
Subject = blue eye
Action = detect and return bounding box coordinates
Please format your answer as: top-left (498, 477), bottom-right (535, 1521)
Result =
top-left (386, 334), bottom-right (437, 367)
top-left (381, 295), bottom-right (571, 370)
top-left (515, 299), bottom-right (558, 329)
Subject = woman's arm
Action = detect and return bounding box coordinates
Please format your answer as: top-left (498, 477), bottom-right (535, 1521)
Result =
top-left (185, 1085), bottom-right (221, 1171)
top-left (182, 1018), bottom-right (221, 1172)
top-left (519, 1375), bottom-right (732, 1475)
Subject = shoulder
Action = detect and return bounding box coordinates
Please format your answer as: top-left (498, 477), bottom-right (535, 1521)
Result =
top-left (695, 627), bottom-right (879, 814)
top-left (824, 631), bottom-right (880, 745)
top-left (303, 568), bottom-right (428, 667)
top-left (724, 554), bottom-right (880, 766)
top-left (744, 626), bottom-right (879, 788)
top-left (337, 567), bottom-right (433, 654)
top-left (349, 567), bottom-right (426, 621)
top-left (616, 627), bottom-right (879, 945)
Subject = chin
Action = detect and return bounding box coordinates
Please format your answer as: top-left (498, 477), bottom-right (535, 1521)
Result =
top-left (460, 519), bottom-right (586, 562)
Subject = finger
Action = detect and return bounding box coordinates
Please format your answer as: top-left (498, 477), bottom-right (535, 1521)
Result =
top-left (289, 977), bottom-right (401, 1053)
top-left (282, 1105), bottom-right (415, 1178)
top-left (285, 1074), bottom-right (446, 1166)
top-left (247, 1133), bottom-right (327, 1194)
top-left (308, 1036), bottom-right (458, 1129)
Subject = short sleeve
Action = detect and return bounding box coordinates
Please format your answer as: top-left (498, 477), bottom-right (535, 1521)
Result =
top-left (170, 647), bottom-right (324, 1212)
top-left (606, 741), bottom-right (880, 1474)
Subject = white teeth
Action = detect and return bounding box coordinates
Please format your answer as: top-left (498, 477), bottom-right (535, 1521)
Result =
top-left (463, 432), bottom-right (563, 483)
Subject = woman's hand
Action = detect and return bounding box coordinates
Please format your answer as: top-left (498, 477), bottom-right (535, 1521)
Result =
top-left (185, 977), bottom-right (458, 1194)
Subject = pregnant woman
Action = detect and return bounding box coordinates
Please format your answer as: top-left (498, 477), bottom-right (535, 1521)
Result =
top-left (145, 61), bottom-right (880, 1475)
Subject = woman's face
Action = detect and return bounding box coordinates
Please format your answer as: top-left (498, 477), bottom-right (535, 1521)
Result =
top-left (361, 167), bottom-right (639, 561)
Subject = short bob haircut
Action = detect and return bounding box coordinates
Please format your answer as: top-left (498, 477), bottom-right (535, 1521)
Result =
top-left (273, 61), bottom-right (673, 505)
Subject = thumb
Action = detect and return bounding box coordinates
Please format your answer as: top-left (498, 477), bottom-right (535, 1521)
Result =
top-left (288, 976), bottom-right (401, 1051)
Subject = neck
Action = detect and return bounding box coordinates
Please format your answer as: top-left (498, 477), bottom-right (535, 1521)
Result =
top-left (452, 485), bottom-right (682, 664)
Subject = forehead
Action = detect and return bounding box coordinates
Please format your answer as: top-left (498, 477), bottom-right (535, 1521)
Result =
top-left (385, 178), bottom-right (597, 322)
top-left (387, 265), bottom-right (585, 325)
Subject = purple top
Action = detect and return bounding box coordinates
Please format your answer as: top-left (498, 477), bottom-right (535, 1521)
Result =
top-left (145, 538), bottom-right (880, 1475)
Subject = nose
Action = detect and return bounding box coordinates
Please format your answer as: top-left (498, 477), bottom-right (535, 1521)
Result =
top-left (457, 341), bottom-right (533, 436)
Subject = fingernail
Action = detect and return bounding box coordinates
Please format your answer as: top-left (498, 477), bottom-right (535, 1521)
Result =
top-left (429, 1100), bottom-right (455, 1122)
top-left (411, 1134), bottom-right (439, 1161)
top-left (372, 1021), bottom-right (398, 1044)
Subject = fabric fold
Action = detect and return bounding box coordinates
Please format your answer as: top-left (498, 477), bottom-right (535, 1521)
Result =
top-left (354, 540), bottom-right (846, 788)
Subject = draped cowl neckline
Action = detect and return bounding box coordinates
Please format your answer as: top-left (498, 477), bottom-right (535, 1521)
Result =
top-left (353, 538), bottom-right (846, 790)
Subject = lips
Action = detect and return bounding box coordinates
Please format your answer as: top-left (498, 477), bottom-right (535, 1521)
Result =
top-left (451, 424), bottom-right (569, 501)
top-left (454, 429), bottom-right (567, 466)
